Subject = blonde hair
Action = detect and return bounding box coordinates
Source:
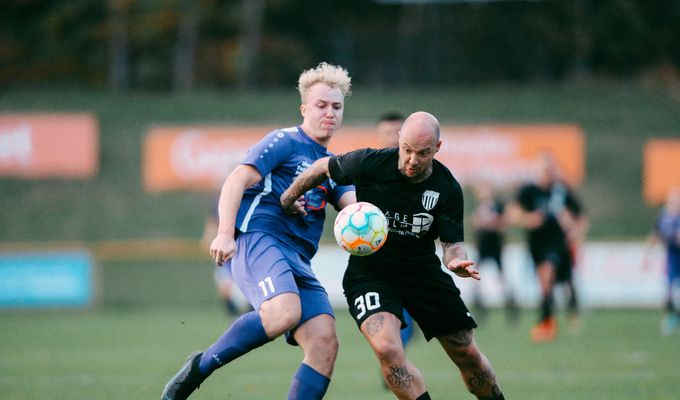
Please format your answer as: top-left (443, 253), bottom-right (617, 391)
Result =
top-left (297, 62), bottom-right (352, 102)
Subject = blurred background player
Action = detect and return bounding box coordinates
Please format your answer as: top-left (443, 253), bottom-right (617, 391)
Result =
top-left (201, 198), bottom-right (242, 316)
top-left (376, 111), bottom-right (406, 148)
top-left (470, 182), bottom-right (516, 324)
top-left (646, 187), bottom-right (680, 336)
top-left (376, 111), bottom-right (417, 346)
top-left (161, 62), bottom-right (356, 400)
top-left (509, 152), bottom-right (587, 342)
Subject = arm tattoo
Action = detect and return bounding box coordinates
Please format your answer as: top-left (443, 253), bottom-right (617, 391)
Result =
top-left (280, 158), bottom-right (329, 209)
top-left (443, 329), bottom-right (473, 347)
top-left (387, 365), bottom-right (415, 389)
top-left (441, 241), bottom-right (468, 266)
top-left (363, 314), bottom-right (385, 337)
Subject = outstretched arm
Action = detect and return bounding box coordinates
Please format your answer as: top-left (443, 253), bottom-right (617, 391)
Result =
top-left (442, 241), bottom-right (480, 280)
top-left (280, 157), bottom-right (332, 216)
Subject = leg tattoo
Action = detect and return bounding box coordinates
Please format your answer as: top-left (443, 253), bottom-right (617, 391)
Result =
top-left (364, 314), bottom-right (385, 337)
top-left (443, 329), bottom-right (473, 347)
top-left (387, 365), bottom-right (415, 389)
top-left (468, 366), bottom-right (502, 399)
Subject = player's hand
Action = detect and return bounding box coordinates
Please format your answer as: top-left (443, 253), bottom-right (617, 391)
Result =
top-left (282, 195), bottom-right (307, 216)
top-left (447, 260), bottom-right (480, 280)
top-left (209, 233), bottom-right (237, 266)
top-left (525, 211), bottom-right (544, 229)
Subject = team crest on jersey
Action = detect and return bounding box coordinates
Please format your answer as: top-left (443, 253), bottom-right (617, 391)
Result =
top-left (421, 190), bottom-right (440, 211)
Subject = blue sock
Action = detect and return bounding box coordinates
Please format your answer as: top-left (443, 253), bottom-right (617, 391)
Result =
top-left (288, 363), bottom-right (330, 400)
top-left (401, 310), bottom-right (415, 348)
top-left (198, 311), bottom-right (270, 375)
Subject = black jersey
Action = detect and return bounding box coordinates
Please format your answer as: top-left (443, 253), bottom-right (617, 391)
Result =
top-left (516, 182), bottom-right (582, 249)
top-left (329, 147), bottom-right (464, 274)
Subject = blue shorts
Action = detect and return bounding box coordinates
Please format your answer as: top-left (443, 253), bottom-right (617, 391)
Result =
top-left (667, 250), bottom-right (680, 285)
top-left (227, 232), bottom-right (334, 343)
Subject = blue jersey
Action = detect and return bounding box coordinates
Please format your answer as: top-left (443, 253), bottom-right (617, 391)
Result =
top-left (235, 126), bottom-right (354, 261)
top-left (657, 208), bottom-right (680, 258)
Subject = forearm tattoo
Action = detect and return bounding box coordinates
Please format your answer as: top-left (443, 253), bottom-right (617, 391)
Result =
top-left (387, 365), bottom-right (415, 389)
top-left (280, 160), bottom-right (328, 209)
top-left (441, 241), bottom-right (468, 266)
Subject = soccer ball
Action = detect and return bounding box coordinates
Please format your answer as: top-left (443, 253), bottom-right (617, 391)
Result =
top-left (333, 202), bottom-right (388, 256)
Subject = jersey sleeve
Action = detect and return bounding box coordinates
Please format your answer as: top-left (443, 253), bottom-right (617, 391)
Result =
top-left (437, 179), bottom-right (465, 243)
top-left (328, 148), bottom-right (372, 185)
top-left (240, 129), bottom-right (292, 177)
top-left (328, 182), bottom-right (355, 210)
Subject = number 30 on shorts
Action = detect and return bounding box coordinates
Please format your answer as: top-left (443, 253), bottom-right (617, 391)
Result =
top-left (354, 292), bottom-right (381, 319)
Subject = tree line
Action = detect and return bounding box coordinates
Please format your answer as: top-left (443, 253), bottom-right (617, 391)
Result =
top-left (1, 0), bottom-right (679, 90)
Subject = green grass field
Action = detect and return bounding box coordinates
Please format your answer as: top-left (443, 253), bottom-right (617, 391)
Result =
top-left (1, 259), bottom-right (679, 399)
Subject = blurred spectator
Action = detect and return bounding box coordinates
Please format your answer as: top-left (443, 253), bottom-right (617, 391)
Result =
top-left (202, 198), bottom-right (243, 317)
top-left (471, 182), bottom-right (517, 324)
top-left (376, 111), bottom-right (405, 148)
top-left (645, 187), bottom-right (680, 336)
top-left (509, 152), bottom-right (587, 342)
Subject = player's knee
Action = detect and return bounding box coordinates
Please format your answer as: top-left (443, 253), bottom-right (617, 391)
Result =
top-left (450, 343), bottom-right (483, 369)
top-left (308, 331), bottom-right (339, 362)
top-left (261, 307), bottom-right (301, 337)
top-left (371, 337), bottom-right (403, 364)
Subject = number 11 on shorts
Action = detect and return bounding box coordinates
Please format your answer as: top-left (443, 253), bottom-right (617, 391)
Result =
top-left (354, 292), bottom-right (381, 319)
top-left (258, 276), bottom-right (275, 296)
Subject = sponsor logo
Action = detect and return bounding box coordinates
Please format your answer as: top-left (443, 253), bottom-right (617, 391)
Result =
top-left (383, 211), bottom-right (434, 237)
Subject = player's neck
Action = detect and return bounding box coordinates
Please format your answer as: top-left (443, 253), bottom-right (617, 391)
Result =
top-left (404, 166), bottom-right (433, 184)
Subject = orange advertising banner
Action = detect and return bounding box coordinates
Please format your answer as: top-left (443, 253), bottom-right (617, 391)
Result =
top-left (0, 114), bottom-right (98, 179)
top-left (644, 139), bottom-right (680, 205)
top-left (436, 125), bottom-right (585, 187)
top-left (143, 124), bottom-right (584, 192)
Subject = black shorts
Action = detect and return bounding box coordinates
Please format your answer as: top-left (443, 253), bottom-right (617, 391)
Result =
top-left (476, 230), bottom-right (503, 270)
top-left (529, 242), bottom-right (573, 283)
top-left (343, 265), bottom-right (478, 341)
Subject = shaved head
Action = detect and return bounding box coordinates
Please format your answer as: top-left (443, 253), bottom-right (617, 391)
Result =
top-left (397, 111), bottom-right (442, 183)
top-left (399, 111), bottom-right (440, 145)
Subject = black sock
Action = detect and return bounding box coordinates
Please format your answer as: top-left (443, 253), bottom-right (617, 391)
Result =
top-left (416, 392), bottom-right (431, 400)
top-left (225, 299), bottom-right (238, 316)
top-left (540, 294), bottom-right (553, 321)
top-left (479, 393), bottom-right (505, 400)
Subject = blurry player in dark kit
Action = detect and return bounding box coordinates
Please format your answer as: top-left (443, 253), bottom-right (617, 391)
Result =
top-left (471, 182), bottom-right (516, 324)
top-left (509, 152), bottom-right (587, 342)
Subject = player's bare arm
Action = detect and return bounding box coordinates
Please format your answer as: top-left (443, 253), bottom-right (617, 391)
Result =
top-left (280, 157), bottom-right (332, 215)
top-left (337, 190), bottom-right (357, 209)
top-left (210, 164), bottom-right (262, 265)
top-left (442, 241), bottom-right (480, 280)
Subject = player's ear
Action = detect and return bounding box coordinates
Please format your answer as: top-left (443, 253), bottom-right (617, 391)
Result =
top-left (300, 103), bottom-right (306, 117)
top-left (435, 140), bottom-right (442, 153)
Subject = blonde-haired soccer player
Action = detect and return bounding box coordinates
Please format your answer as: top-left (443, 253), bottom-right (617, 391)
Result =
top-left (161, 62), bottom-right (356, 400)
